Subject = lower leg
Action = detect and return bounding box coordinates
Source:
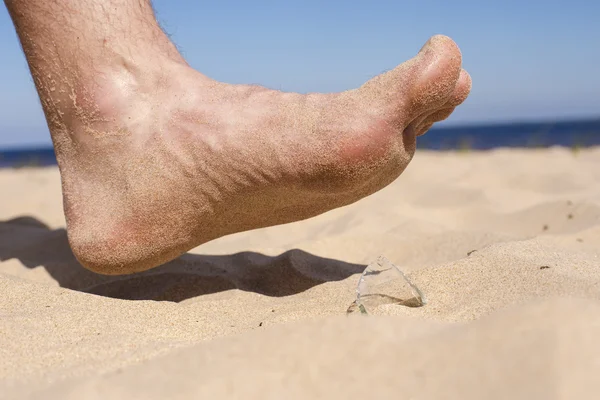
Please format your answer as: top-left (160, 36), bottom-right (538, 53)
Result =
top-left (5, 0), bottom-right (189, 160)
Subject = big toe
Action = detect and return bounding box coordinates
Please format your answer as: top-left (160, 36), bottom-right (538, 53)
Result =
top-left (408, 35), bottom-right (464, 113)
top-left (361, 35), bottom-right (465, 122)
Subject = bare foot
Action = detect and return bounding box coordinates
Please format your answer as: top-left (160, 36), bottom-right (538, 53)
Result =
top-left (50, 35), bottom-right (470, 274)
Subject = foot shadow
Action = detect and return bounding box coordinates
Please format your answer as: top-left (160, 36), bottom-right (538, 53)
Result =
top-left (0, 216), bottom-right (366, 302)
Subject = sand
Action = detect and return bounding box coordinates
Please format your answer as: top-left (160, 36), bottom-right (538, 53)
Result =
top-left (1, 147), bottom-right (600, 399)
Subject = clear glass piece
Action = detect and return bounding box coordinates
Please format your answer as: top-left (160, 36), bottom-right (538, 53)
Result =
top-left (348, 255), bottom-right (426, 315)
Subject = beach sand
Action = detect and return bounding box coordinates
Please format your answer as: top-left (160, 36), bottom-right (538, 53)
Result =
top-left (1, 147), bottom-right (600, 399)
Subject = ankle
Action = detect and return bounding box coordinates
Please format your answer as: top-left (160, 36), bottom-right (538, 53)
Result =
top-left (60, 53), bottom-right (185, 133)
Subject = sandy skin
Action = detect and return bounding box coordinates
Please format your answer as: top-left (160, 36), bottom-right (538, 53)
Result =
top-left (5, 0), bottom-right (471, 274)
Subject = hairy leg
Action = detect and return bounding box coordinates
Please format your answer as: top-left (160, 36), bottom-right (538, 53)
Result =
top-left (4, 0), bottom-right (185, 150)
top-left (4, 1), bottom-right (471, 274)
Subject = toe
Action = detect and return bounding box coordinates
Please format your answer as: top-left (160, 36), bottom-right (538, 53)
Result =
top-left (359, 35), bottom-right (464, 125)
top-left (415, 123), bottom-right (434, 136)
top-left (409, 68), bottom-right (472, 136)
top-left (408, 35), bottom-right (464, 112)
top-left (446, 69), bottom-right (472, 107)
top-left (414, 108), bottom-right (454, 136)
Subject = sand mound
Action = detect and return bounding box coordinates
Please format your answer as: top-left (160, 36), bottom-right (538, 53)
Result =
top-left (2, 148), bottom-right (600, 399)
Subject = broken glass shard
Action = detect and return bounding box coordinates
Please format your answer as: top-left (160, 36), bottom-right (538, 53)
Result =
top-left (347, 255), bottom-right (426, 315)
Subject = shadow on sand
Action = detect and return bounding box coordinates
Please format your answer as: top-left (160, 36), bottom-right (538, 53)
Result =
top-left (0, 216), bottom-right (365, 302)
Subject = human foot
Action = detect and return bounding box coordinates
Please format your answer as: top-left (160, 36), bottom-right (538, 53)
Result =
top-left (53, 35), bottom-right (470, 274)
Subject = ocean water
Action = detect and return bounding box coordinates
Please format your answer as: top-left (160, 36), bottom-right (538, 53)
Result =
top-left (1, 118), bottom-right (599, 168)
top-left (418, 118), bottom-right (600, 150)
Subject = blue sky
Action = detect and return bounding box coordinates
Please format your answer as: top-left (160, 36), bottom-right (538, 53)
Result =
top-left (1, 0), bottom-right (599, 148)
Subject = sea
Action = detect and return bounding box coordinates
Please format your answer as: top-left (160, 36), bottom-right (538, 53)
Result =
top-left (1, 118), bottom-right (599, 168)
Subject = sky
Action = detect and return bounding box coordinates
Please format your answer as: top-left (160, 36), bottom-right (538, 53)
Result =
top-left (0, 0), bottom-right (599, 148)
